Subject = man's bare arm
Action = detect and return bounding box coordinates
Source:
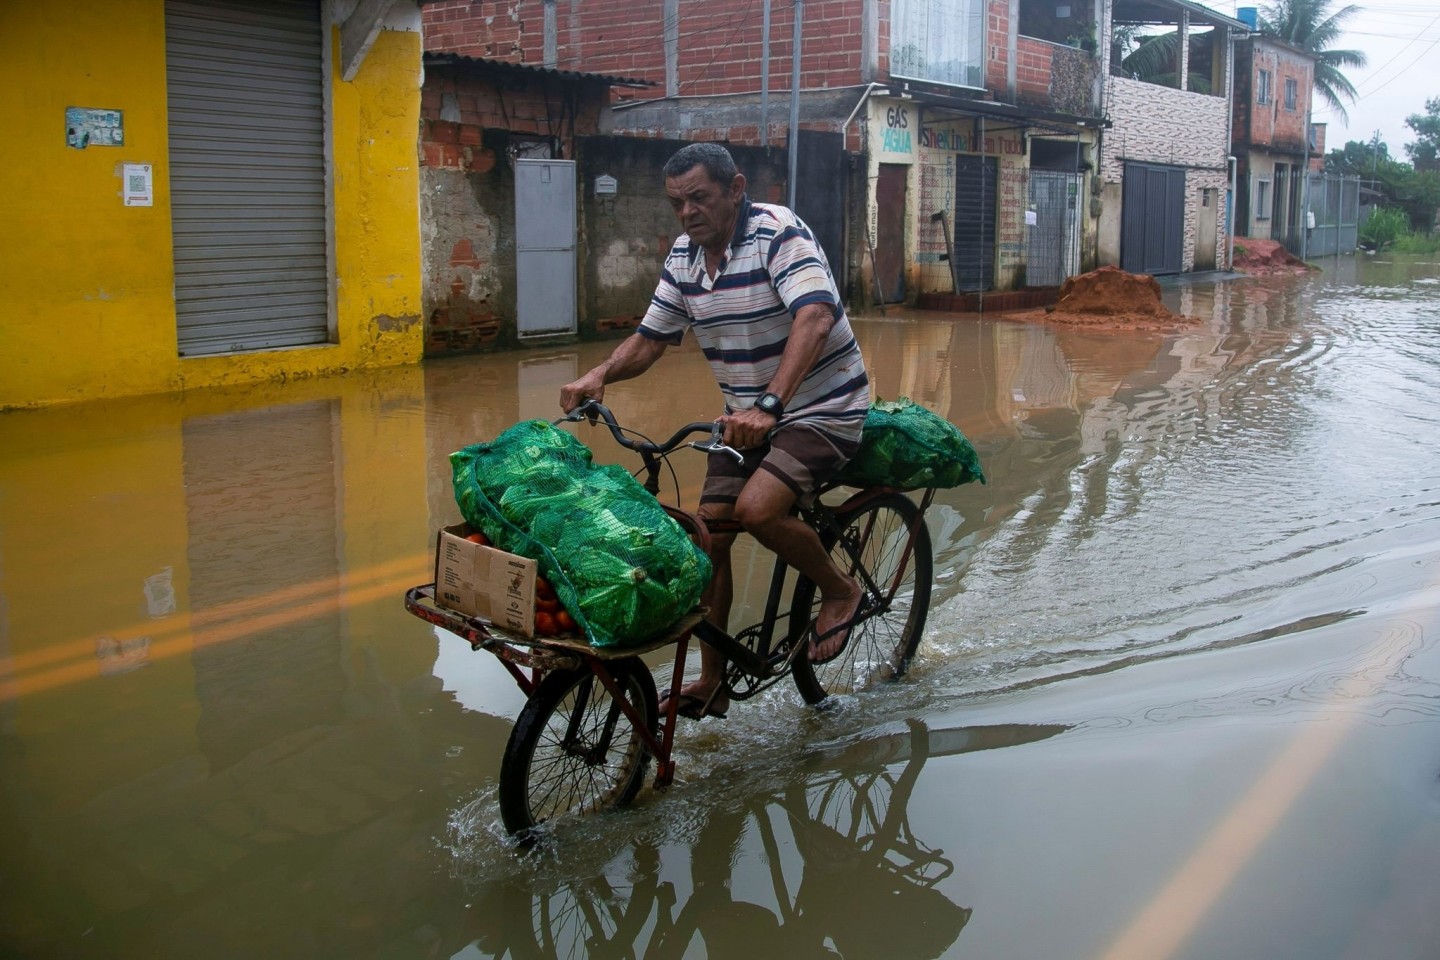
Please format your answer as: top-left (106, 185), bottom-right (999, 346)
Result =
top-left (559, 333), bottom-right (670, 412)
top-left (765, 302), bottom-right (836, 405)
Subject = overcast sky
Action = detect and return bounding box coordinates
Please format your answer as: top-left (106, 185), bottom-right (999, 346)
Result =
top-left (1217, 0), bottom-right (1440, 158)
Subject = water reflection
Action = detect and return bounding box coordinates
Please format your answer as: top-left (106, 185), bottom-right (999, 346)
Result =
top-left (448, 720), bottom-right (1066, 959)
top-left (2, 255), bottom-right (1438, 959)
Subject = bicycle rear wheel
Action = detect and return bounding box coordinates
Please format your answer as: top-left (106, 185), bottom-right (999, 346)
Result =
top-left (499, 658), bottom-right (657, 839)
top-left (790, 493), bottom-right (933, 704)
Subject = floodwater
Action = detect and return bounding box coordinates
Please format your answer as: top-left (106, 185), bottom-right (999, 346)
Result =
top-left (2, 254), bottom-right (1439, 960)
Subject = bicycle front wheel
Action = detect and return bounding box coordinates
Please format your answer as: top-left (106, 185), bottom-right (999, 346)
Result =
top-left (791, 493), bottom-right (933, 704)
top-left (499, 658), bottom-right (657, 839)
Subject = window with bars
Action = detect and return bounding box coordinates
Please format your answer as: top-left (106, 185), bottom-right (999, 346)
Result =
top-left (1284, 77), bottom-right (1297, 110)
top-left (1257, 69), bottom-right (1272, 105)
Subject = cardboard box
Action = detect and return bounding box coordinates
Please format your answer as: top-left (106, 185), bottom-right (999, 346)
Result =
top-left (434, 524), bottom-right (536, 637)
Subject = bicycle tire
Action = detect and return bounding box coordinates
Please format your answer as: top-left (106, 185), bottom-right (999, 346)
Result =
top-left (498, 658), bottom-right (657, 838)
top-left (790, 493), bottom-right (933, 704)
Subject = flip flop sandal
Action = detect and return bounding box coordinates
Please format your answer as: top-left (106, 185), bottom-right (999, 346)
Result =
top-left (660, 688), bottom-right (728, 720)
top-left (808, 594), bottom-right (869, 666)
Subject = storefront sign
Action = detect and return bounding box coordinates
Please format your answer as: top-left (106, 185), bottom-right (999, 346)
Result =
top-left (871, 100), bottom-right (916, 161)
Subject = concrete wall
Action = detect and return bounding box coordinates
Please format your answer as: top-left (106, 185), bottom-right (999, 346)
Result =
top-left (418, 67), bottom-right (610, 354)
top-left (576, 136), bottom-right (789, 332)
top-left (0, 0), bottom-right (426, 411)
top-left (420, 128), bottom-right (789, 351)
top-left (1099, 76), bottom-right (1232, 272)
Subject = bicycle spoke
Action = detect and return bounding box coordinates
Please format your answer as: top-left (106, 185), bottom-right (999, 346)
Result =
top-left (792, 495), bottom-right (933, 702)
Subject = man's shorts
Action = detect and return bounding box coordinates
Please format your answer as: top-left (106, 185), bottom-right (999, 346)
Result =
top-left (700, 420), bottom-right (862, 509)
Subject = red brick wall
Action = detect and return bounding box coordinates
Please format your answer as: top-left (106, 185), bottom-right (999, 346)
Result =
top-left (418, 70), bottom-right (607, 168)
top-left (423, 0), bottom-right (867, 98)
top-left (423, 0), bottom-right (540, 61)
top-left (555, 0), bottom-right (667, 87)
top-left (1239, 40), bottom-right (1312, 153)
top-left (1015, 35), bottom-right (1051, 102)
top-left (986, 0), bottom-right (1009, 91)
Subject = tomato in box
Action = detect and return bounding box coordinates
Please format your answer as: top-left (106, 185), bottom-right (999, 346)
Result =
top-left (433, 524), bottom-right (536, 636)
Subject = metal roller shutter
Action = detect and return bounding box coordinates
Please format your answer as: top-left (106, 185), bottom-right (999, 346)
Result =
top-left (952, 154), bottom-right (997, 292)
top-left (166, 0), bottom-right (328, 357)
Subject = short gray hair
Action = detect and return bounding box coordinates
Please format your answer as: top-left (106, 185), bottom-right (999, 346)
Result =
top-left (663, 142), bottom-right (738, 185)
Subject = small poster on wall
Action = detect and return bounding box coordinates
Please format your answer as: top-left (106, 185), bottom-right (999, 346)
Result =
top-left (123, 164), bottom-right (153, 206)
top-left (65, 107), bottom-right (124, 149)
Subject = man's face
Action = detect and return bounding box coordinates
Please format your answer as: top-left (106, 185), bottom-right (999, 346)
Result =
top-left (665, 165), bottom-right (745, 252)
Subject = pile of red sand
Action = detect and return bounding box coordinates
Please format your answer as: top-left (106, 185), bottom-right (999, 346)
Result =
top-left (1232, 238), bottom-right (1315, 276)
top-left (1010, 265), bottom-right (1195, 330)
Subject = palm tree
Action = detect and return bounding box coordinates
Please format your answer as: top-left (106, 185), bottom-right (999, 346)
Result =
top-left (1114, 29), bottom-right (1215, 93)
top-left (1258, 0), bottom-right (1367, 123)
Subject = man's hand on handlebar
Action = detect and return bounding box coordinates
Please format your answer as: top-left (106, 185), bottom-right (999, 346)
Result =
top-left (719, 407), bottom-right (777, 451)
top-left (559, 371), bottom-right (606, 414)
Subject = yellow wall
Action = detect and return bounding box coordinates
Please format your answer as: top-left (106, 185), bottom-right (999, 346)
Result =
top-left (0, 2), bottom-right (425, 411)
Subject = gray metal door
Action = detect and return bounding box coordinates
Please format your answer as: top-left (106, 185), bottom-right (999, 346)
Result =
top-left (515, 159), bottom-right (577, 337)
top-left (793, 130), bottom-right (846, 285)
top-left (166, 0), bottom-right (329, 357)
top-left (1026, 171), bottom-right (1080, 287)
top-left (1121, 162), bottom-right (1185, 275)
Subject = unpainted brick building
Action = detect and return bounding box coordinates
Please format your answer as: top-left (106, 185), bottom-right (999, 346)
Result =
top-left (424, 0), bottom-right (1118, 309)
top-left (422, 0), bottom-right (1250, 327)
top-left (1231, 36), bottom-right (1315, 245)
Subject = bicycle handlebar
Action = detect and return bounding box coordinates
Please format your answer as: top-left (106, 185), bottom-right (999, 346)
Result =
top-left (559, 399), bottom-right (746, 465)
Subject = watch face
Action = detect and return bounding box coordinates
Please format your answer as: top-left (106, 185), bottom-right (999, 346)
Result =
top-left (757, 393), bottom-right (781, 415)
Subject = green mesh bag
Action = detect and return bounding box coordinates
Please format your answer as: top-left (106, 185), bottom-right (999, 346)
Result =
top-left (835, 398), bottom-right (987, 489)
top-left (450, 419), bottom-right (712, 648)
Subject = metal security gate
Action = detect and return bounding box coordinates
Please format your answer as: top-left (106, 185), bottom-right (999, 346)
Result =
top-left (1121, 162), bottom-right (1185, 275)
top-left (1304, 173), bottom-right (1361, 257)
top-left (515, 159), bottom-right (577, 337)
top-left (953, 155), bottom-right (998, 292)
top-left (166, 0), bottom-right (329, 357)
top-left (1026, 171), bottom-right (1080, 287)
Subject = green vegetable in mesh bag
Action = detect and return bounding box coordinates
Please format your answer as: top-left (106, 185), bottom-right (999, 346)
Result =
top-left (450, 419), bottom-right (712, 647)
top-left (836, 397), bottom-right (986, 489)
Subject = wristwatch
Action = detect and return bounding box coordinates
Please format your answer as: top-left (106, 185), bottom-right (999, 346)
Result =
top-left (755, 392), bottom-right (785, 418)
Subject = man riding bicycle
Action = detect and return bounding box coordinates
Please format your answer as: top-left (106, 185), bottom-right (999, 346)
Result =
top-left (559, 142), bottom-right (870, 720)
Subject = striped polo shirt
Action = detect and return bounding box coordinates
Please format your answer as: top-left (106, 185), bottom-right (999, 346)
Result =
top-left (638, 197), bottom-right (870, 441)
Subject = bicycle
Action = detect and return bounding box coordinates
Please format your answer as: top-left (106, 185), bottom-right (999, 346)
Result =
top-left (404, 399), bottom-right (937, 840)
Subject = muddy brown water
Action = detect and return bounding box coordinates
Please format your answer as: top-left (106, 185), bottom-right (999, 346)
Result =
top-left (3, 255), bottom-right (1439, 959)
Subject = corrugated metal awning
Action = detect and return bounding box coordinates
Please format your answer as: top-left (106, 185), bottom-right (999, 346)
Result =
top-left (423, 53), bottom-right (652, 89)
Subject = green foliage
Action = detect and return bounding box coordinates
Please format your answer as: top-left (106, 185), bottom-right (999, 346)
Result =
top-left (1392, 169), bottom-right (1440, 231)
top-left (1328, 137), bottom-right (1440, 231)
top-left (1326, 139), bottom-right (1397, 177)
top-left (1112, 30), bottom-right (1213, 93)
top-left (1390, 232), bottom-right (1440, 255)
top-left (1359, 207), bottom-right (1410, 251)
top-left (1404, 98), bottom-right (1440, 169)
top-left (1258, 0), bottom-right (1367, 122)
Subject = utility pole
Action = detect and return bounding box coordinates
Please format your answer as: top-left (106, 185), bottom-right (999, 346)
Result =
top-left (760, 0), bottom-right (771, 146)
top-left (787, 0), bottom-right (803, 210)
